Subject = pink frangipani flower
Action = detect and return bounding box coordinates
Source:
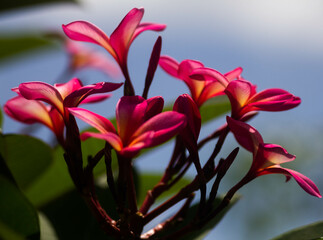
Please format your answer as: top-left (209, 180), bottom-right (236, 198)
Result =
top-left (226, 116), bottom-right (321, 198)
top-left (62, 8), bottom-right (166, 83)
top-left (225, 79), bottom-right (301, 120)
top-left (65, 40), bottom-right (121, 78)
top-left (4, 78), bottom-right (123, 144)
top-left (69, 95), bottom-right (187, 158)
top-left (159, 55), bottom-right (241, 107)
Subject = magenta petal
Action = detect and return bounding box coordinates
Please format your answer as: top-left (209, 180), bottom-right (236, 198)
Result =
top-left (81, 132), bottom-right (122, 152)
top-left (19, 82), bottom-right (64, 114)
top-left (224, 67), bottom-right (243, 82)
top-left (144, 96), bottom-right (164, 121)
top-left (254, 143), bottom-right (295, 170)
top-left (54, 78), bottom-right (83, 99)
top-left (121, 131), bottom-right (154, 158)
top-left (64, 82), bottom-right (123, 107)
top-left (69, 108), bottom-right (116, 134)
top-left (177, 59), bottom-right (204, 81)
top-left (62, 21), bottom-right (116, 59)
top-left (79, 94), bottom-right (111, 105)
top-left (132, 22), bottom-right (166, 41)
top-left (159, 55), bottom-right (180, 78)
top-left (132, 111), bottom-right (186, 148)
top-left (4, 96), bottom-right (53, 129)
top-left (226, 116), bottom-right (263, 153)
top-left (116, 96), bottom-right (147, 143)
top-left (260, 167), bottom-right (322, 198)
top-left (110, 8), bottom-right (144, 65)
top-left (190, 67), bottom-right (228, 87)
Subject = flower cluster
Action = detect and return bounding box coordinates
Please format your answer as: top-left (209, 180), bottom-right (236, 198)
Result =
top-left (4, 7), bottom-right (321, 240)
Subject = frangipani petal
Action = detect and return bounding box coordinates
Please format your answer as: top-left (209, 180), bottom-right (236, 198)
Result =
top-left (198, 81), bottom-right (226, 106)
top-left (64, 82), bottom-right (123, 107)
top-left (224, 67), bottom-right (243, 82)
top-left (144, 96), bottom-right (164, 121)
top-left (4, 96), bottom-right (53, 129)
top-left (79, 94), bottom-right (111, 105)
top-left (227, 116), bottom-right (263, 153)
top-left (69, 108), bottom-right (116, 134)
top-left (19, 82), bottom-right (64, 114)
top-left (132, 22), bottom-right (166, 41)
top-left (190, 67), bottom-right (229, 87)
top-left (225, 80), bottom-right (254, 111)
top-left (255, 143), bottom-right (295, 169)
top-left (116, 96), bottom-right (147, 143)
top-left (110, 8), bottom-right (144, 65)
top-left (159, 55), bottom-right (180, 78)
top-left (54, 78), bottom-right (83, 100)
top-left (259, 167), bottom-right (322, 198)
top-left (132, 111), bottom-right (186, 148)
top-left (62, 21), bottom-right (116, 59)
top-left (81, 132), bottom-right (122, 152)
top-left (121, 131), bottom-right (154, 158)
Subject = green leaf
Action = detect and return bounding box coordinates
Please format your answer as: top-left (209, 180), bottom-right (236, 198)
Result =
top-left (153, 195), bottom-right (239, 240)
top-left (40, 186), bottom-right (117, 240)
top-left (0, 174), bottom-right (40, 239)
top-left (271, 221), bottom-right (323, 240)
top-left (0, 0), bottom-right (78, 13)
top-left (199, 96), bottom-right (230, 124)
top-left (136, 172), bottom-right (192, 205)
top-left (0, 34), bottom-right (56, 62)
top-left (25, 138), bottom-right (117, 207)
top-left (0, 134), bottom-right (53, 189)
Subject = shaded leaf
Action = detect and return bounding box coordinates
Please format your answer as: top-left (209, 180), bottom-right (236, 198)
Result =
top-left (41, 186), bottom-right (117, 240)
top-left (0, 175), bottom-right (40, 239)
top-left (0, 221), bottom-right (25, 240)
top-left (271, 221), bottom-right (323, 240)
top-left (0, 0), bottom-right (78, 13)
top-left (0, 134), bottom-right (53, 189)
top-left (0, 34), bottom-right (56, 62)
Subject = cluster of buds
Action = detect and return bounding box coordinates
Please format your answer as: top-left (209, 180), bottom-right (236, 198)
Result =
top-left (4, 7), bottom-right (321, 240)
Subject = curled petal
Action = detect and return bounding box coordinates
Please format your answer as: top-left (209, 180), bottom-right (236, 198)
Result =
top-left (224, 67), bottom-right (243, 81)
top-left (132, 111), bottom-right (186, 148)
top-left (227, 116), bottom-right (263, 153)
top-left (19, 82), bottom-right (64, 114)
top-left (54, 78), bottom-right (83, 99)
top-left (64, 82), bottom-right (123, 107)
top-left (254, 143), bottom-right (295, 169)
top-left (68, 108), bottom-right (116, 134)
top-left (116, 96), bottom-right (147, 143)
top-left (259, 167), bottom-right (322, 198)
top-left (81, 132), bottom-right (122, 152)
top-left (159, 55), bottom-right (180, 78)
top-left (132, 22), bottom-right (166, 41)
top-left (4, 96), bottom-right (53, 129)
top-left (190, 67), bottom-right (229, 87)
top-left (144, 96), bottom-right (164, 121)
top-left (62, 21), bottom-right (116, 59)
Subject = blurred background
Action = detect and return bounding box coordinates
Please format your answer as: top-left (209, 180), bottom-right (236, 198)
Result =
top-left (0, 0), bottom-right (322, 239)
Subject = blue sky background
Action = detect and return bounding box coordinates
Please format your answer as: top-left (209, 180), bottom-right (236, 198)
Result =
top-left (0, 1), bottom-right (322, 239)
